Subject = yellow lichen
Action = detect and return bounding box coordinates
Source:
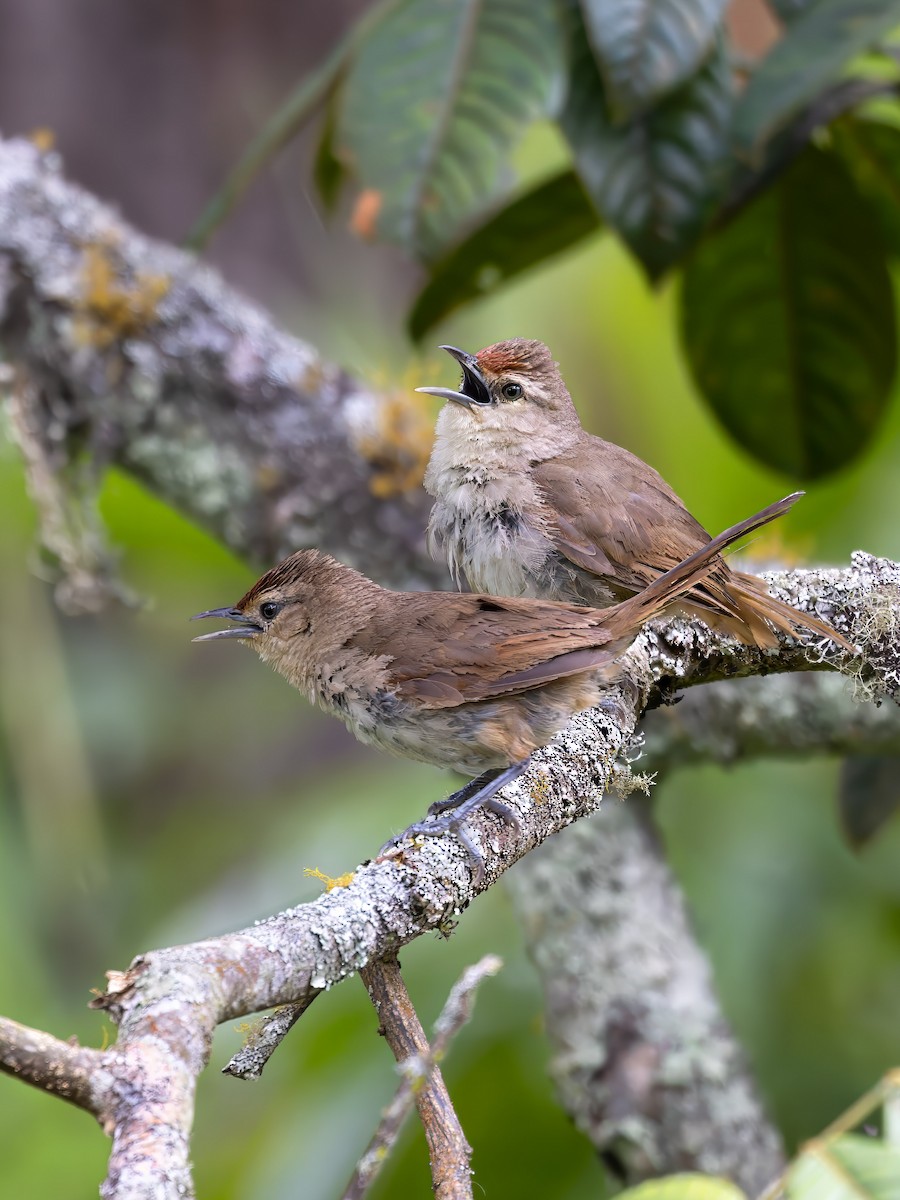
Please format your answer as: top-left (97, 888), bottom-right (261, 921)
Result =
top-left (528, 770), bottom-right (552, 807)
top-left (255, 463), bottom-right (283, 492)
top-left (71, 242), bottom-right (169, 348)
top-left (354, 388), bottom-right (436, 498)
top-left (29, 127), bottom-right (56, 153)
top-left (304, 866), bottom-right (355, 891)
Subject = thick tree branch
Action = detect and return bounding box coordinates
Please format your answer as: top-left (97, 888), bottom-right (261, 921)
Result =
top-left (507, 805), bottom-right (787, 1194)
top-left (642, 669), bottom-right (900, 770)
top-left (0, 135), bottom-right (442, 603)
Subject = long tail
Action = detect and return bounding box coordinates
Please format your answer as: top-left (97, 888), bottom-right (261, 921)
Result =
top-left (604, 492), bottom-right (851, 650)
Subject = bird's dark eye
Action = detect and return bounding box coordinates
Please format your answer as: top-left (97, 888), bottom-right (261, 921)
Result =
top-left (501, 382), bottom-right (523, 400)
top-left (260, 601), bottom-right (282, 621)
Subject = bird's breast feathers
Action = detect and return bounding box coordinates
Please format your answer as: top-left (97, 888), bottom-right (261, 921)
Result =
top-left (427, 467), bottom-right (555, 595)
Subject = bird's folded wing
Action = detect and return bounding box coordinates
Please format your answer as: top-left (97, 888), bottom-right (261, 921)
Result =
top-left (533, 453), bottom-right (716, 596)
top-left (355, 594), bottom-right (618, 708)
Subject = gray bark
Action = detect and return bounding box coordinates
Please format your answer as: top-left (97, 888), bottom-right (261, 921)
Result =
top-left (0, 135), bottom-right (441, 601)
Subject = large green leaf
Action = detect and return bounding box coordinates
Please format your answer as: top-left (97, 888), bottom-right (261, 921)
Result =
top-left (723, 79), bottom-right (894, 224)
top-left (336, 0), bottom-right (564, 260)
top-left (579, 0), bottom-right (728, 120)
top-left (788, 1134), bottom-right (900, 1198)
top-left (560, 11), bottom-right (733, 278)
top-left (680, 147), bottom-right (896, 479)
top-left (408, 170), bottom-right (601, 338)
top-left (618, 1176), bottom-right (747, 1200)
top-left (832, 116), bottom-right (900, 255)
top-left (732, 0), bottom-right (900, 154)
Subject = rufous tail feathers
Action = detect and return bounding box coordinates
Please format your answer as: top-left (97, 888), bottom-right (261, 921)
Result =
top-left (606, 493), bottom-right (852, 651)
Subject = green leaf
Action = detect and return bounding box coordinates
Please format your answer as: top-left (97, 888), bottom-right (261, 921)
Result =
top-left (788, 1134), bottom-right (900, 1198)
top-left (831, 116), bottom-right (900, 255)
top-left (838, 756), bottom-right (900, 848)
top-left (680, 147), bottom-right (896, 479)
top-left (408, 170), bottom-right (601, 338)
top-left (732, 0), bottom-right (900, 154)
top-left (336, 0), bottom-right (565, 260)
top-left (578, 0), bottom-right (728, 119)
top-left (560, 12), bottom-right (733, 278)
top-left (618, 1175), bottom-right (747, 1200)
top-left (723, 79), bottom-right (894, 224)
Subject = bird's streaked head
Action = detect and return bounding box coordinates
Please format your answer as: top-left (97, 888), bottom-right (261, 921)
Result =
top-left (192, 549), bottom-right (379, 669)
top-left (417, 339), bottom-right (575, 419)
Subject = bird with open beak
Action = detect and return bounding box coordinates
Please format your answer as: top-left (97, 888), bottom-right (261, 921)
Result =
top-left (193, 494), bottom-right (820, 878)
top-left (420, 339), bottom-right (851, 652)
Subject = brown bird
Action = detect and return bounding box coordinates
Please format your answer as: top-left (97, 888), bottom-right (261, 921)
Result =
top-left (193, 494), bottom-right (809, 878)
top-left (421, 339), bottom-right (850, 651)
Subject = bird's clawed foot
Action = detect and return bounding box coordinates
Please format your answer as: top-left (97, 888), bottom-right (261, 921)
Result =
top-left (379, 759), bottom-right (529, 885)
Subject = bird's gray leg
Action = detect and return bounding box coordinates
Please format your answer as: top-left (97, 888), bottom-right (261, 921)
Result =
top-left (380, 759), bottom-right (528, 884)
top-left (426, 770), bottom-right (520, 823)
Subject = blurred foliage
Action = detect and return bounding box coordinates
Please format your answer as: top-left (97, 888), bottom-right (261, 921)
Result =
top-left (197, 0), bottom-right (900, 480)
top-left (3, 1), bottom-right (900, 1197)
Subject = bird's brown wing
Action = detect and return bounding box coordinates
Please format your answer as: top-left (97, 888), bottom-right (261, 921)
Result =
top-left (355, 593), bottom-right (619, 709)
top-left (534, 441), bottom-right (718, 597)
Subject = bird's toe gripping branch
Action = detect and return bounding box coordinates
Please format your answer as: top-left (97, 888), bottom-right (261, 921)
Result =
top-left (379, 760), bottom-right (528, 884)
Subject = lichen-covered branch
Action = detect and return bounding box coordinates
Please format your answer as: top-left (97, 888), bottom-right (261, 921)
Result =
top-left (641, 669), bottom-right (900, 771)
top-left (0, 1016), bottom-right (114, 1125)
top-left (0, 135), bottom-right (443, 607)
top-left (507, 805), bottom-right (787, 1195)
top-left (0, 552), bottom-right (894, 1196)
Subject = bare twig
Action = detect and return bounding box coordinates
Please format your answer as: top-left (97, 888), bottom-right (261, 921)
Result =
top-left (222, 995), bottom-right (320, 1080)
top-left (6, 372), bottom-right (133, 613)
top-left (345, 955), bottom-right (501, 1200)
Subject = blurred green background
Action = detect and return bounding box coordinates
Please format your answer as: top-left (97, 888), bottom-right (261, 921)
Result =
top-left (2, 3), bottom-right (900, 1197)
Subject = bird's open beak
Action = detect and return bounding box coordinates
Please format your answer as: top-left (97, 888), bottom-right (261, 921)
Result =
top-left (415, 344), bottom-right (492, 408)
top-left (191, 607), bottom-right (262, 642)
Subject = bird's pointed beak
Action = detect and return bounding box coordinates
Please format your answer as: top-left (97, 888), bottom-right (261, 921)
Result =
top-left (415, 344), bottom-right (492, 408)
top-left (191, 606), bottom-right (262, 642)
